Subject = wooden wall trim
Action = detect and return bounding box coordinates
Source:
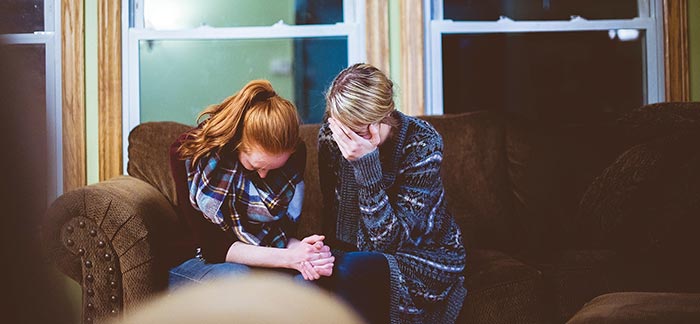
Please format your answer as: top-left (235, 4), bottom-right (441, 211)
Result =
top-left (366, 0), bottom-right (390, 74)
top-left (98, 0), bottom-right (122, 181)
top-left (663, 0), bottom-right (690, 102)
top-left (399, 1), bottom-right (424, 116)
top-left (62, 0), bottom-right (86, 192)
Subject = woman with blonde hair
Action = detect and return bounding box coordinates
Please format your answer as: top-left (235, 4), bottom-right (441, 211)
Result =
top-left (318, 64), bottom-right (467, 323)
top-left (169, 80), bottom-right (334, 288)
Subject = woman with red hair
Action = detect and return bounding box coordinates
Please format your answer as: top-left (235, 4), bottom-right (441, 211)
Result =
top-left (169, 80), bottom-right (333, 288)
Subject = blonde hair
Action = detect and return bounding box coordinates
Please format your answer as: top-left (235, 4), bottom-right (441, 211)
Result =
top-left (178, 80), bottom-right (300, 164)
top-left (325, 63), bottom-right (396, 130)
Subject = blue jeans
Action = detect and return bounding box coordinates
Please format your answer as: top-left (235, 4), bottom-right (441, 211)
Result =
top-left (168, 256), bottom-right (304, 291)
top-left (317, 251), bottom-right (390, 324)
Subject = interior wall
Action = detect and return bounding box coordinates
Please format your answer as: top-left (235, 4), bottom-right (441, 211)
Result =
top-left (689, 0), bottom-right (700, 101)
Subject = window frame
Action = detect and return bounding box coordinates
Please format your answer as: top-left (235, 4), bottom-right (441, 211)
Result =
top-left (0, 0), bottom-right (63, 202)
top-left (121, 0), bottom-right (367, 171)
top-left (423, 0), bottom-right (665, 115)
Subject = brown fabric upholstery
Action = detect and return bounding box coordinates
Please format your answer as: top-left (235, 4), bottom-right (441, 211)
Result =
top-left (505, 117), bottom-right (628, 256)
top-left (43, 176), bottom-right (183, 322)
top-left (567, 292), bottom-right (700, 324)
top-left (539, 249), bottom-right (633, 322)
top-left (423, 112), bottom-right (517, 252)
top-left (459, 249), bottom-right (546, 324)
top-left (128, 121), bottom-right (190, 207)
top-left (41, 102), bottom-right (700, 324)
top-left (297, 123), bottom-right (323, 237)
top-left (579, 132), bottom-right (700, 254)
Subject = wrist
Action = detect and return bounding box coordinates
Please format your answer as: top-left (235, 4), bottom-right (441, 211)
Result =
top-left (350, 149), bottom-right (382, 185)
top-left (283, 247), bottom-right (299, 270)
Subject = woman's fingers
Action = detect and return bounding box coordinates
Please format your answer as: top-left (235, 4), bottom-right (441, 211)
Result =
top-left (328, 117), bottom-right (379, 161)
top-left (331, 118), bottom-right (360, 140)
top-left (301, 234), bottom-right (325, 244)
top-left (310, 255), bottom-right (334, 267)
top-left (368, 123), bottom-right (381, 146)
top-left (304, 261), bottom-right (321, 280)
top-left (313, 263), bottom-right (334, 277)
top-left (328, 118), bottom-right (350, 140)
top-left (299, 262), bottom-right (310, 280)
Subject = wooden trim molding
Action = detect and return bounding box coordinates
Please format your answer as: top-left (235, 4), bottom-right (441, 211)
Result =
top-left (399, 1), bottom-right (424, 116)
top-left (365, 0), bottom-right (390, 74)
top-left (663, 0), bottom-right (690, 102)
top-left (62, 0), bottom-right (86, 192)
top-left (98, 0), bottom-right (122, 181)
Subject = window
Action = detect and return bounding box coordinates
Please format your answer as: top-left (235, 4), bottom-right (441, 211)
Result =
top-left (0, 0), bottom-right (62, 203)
top-left (123, 0), bottom-right (366, 163)
top-left (425, 0), bottom-right (664, 121)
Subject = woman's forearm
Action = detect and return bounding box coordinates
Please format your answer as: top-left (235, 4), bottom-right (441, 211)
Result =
top-left (225, 241), bottom-right (293, 269)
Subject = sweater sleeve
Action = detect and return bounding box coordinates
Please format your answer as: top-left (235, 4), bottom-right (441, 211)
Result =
top-left (350, 128), bottom-right (446, 253)
top-left (169, 135), bottom-right (236, 263)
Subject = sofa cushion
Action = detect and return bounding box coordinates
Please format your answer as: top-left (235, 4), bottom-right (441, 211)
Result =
top-left (617, 102), bottom-right (700, 143)
top-left (567, 292), bottom-right (700, 324)
top-left (297, 123), bottom-right (323, 237)
top-left (505, 116), bottom-right (626, 257)
top-left (539, 249), bottom-right (637, 322)
top-left (421, 112), bottom-right (518, 252)
top-left (128, 121), bottom-right (190, 207)
top-left (577, 131), bottom-right (700, 258)
top-left (458, 249), bottom-right (545, 324)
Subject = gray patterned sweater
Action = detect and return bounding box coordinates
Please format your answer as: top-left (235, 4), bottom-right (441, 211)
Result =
top-left (318, 111), bottom-right (467, 324)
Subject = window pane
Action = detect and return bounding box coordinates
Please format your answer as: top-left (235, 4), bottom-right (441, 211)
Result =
top-left (442, 31), bottom-right (645, 122)
top-left (143, 0), bottom-right (343, 30)
top-left (0, 44), bottom-right (47, 215)
top-left (139, 37), bottom-right (347, 124)
top-left (0, 0), bottom-right (44, 33)
top-left (444, 0), bottom-right (638, 21)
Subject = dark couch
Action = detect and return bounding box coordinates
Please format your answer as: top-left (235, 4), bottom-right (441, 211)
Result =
top-left (42, 102), bottom-right (700, 323)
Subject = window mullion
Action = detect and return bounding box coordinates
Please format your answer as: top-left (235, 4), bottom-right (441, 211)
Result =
top-left (428, 25), bottom-right (443, 115)
top-left (129, 23), bottom-right (355, 40)
top-left (45, 0), bottom-right (55, 32)
top-left (639, 0), bottom-right (651, 18)
top-left (134, 0), bottom-right (145, 28)
top-left (432, 0), bottom-right (443, 20)
top-left (433, 18), bottom-right (654, 34)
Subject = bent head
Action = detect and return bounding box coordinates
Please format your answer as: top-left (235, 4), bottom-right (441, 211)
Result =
top-left (179, 80), bottom-right (300, 173)
top-left (238, 148), bottom-right (291, 179)
top-left (325, 63), bottom-right (396, 135)
top-left (236, 81), bottom-right (299, 178)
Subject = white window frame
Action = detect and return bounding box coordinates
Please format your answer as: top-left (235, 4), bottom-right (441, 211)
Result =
top-left (122, 0), bottom-right (367, 171)
top-left (424, 0), bottom-right (665, 115)
top-left (0, 0), bottom-right (63, 202)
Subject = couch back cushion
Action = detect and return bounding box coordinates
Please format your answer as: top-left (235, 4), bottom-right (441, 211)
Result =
top-left (504, 117), bottom-right (628, 254)
top-left (297, 124), bottom-right (323, 236)
top-left (128, 121), bottom-right (190, 207)
top-left (420, 112), bottom-right (519, 251)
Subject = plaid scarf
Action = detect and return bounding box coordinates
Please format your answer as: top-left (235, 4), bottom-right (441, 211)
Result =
top-left (186, 148), bottom-right (304, 248)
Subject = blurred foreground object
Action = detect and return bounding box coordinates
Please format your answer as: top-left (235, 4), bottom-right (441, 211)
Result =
top-left (112, 272), bottom-right (365, 324)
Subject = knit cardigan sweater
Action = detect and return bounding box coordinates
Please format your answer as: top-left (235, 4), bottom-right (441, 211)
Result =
top-left (318, 111), bottom-right (467, 324)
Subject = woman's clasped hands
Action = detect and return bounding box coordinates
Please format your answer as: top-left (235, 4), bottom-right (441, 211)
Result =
top-left (287, 234), bottom-right (334, 280)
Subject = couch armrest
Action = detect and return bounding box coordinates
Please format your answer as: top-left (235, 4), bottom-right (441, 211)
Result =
top-left (42, 176), bottom-right (180, 323)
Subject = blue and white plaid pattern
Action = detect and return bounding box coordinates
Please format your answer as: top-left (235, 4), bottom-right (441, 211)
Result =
top-left (186, 149), bottom-right (303, 248)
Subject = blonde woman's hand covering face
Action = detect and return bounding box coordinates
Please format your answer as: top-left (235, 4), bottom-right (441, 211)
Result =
top-left (328, 117), bottom-right (380, 161)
